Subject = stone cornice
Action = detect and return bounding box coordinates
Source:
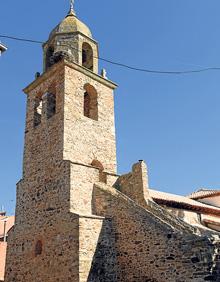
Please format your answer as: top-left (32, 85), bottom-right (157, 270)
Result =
top-left (23, 59), bottom-right (117, 94)
top-left (23, 62), bottom-right (64, 94)
top-left (64, 60), bottom-right (118, 89)
top-left (69, 160), bottom-right (119, 177)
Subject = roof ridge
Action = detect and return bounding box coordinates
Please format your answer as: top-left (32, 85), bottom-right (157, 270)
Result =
top-left (187, 189), bottom-right (220, 200)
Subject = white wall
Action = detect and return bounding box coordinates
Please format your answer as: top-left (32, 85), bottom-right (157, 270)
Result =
top-left (201, 214), bottom-right (220, 232)
top-left (198, 196), bottom-right (220, 208)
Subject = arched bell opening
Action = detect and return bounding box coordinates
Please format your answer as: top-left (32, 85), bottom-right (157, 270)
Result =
top-left (82, 42), bottom-right (94, 71)
top-left (83, 84), bottom-right (98, 121)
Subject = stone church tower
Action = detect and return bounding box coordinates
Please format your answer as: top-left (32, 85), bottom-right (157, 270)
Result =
top-left (5, 3), bottom-right (220, 282)
top-left (5, 4), bottom-right (118, 281)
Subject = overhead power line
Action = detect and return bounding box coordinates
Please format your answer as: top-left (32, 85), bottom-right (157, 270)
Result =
top-left (0, 35), bottom-right (43, 44)
top-left (1, 34), bottom-right (220, 75)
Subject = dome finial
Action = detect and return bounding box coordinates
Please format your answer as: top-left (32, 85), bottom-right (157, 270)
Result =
top-left (70, 0), bottom-right (74, 11)
top-left (67, 0), bottom-right (76, 16)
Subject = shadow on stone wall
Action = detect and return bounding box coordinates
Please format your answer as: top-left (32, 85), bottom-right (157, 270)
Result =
top-left (87, 218), bottom-right (117, 282)
top-left (91, 183), bottom-right (220, 282)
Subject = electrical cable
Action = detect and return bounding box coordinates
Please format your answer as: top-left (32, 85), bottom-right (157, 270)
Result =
top-left (0, 35), bottom-right (43, 44)
top-left (1, 34), bottom-right (220, 75)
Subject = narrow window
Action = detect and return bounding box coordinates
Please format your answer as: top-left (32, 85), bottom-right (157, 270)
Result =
top-left (35, 240), bottom-right (43, 256)
top-left (84, 92), bottom-right (90, 118)
top-left (83, 84), bottom-right (98, 121)
top-left (46, 93), bottom-right (56, 119)
top-left (82, 43), bottom-right (93, 71)
top-left (34, 97), bottom-right (43, 127)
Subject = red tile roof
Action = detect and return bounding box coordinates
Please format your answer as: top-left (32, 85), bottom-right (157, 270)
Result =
top-left (149, 189), bottom-right (220, 216)
top-left (187, 189), bottom-right (220, 200)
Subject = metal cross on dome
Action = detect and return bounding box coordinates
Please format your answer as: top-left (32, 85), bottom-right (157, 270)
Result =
top-left (68, 0), bottom-right (76, 15)
top-left (70, 0), bottom-right (74, 11)
top-left (67, 0), bottom-right (76, 16)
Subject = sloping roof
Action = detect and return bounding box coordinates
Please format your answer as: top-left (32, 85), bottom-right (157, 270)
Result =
top-left (0, 242), bottom-right (7, 281)
top-left (187, 189), bottom-right (220, 200)
top-left (49, 12), bottom-right (92, 40)
top-left (0, 216), bottom-right (15, 239)
top-left (149, 189), bottom-right (220, 216)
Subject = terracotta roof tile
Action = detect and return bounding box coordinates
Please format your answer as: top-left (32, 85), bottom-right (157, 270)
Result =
top-left (187, 189), bottom-right (220, 200)
top-left (149, 189), bottom-right (220, 215)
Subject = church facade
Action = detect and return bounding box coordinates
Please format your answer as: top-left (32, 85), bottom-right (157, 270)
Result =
top-left (4, 4), bottom-right (220, 282)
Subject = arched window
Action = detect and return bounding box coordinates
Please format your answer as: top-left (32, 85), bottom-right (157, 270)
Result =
top-left (83, 84), bottom-right (98, 121)
top-left (34, 96), bottom-right (43, 127)
top-left (84, 92), bottom-right (90, 118)
top-left (91, 160), bottom-right (106, 183)
top-left (35, 240), bottom-right (43, 256)
top-left (82, 43), bottom-right (93, 71)
top-left (91, 160), bottom-right (104, 171)
top-left (46, 46), bottom-right (54, 69)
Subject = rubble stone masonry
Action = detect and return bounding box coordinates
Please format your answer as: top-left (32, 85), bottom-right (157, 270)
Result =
top-left (5, 60), bottom-right (118, 282)
top-left (93, 183), bottom-right (220, 282)
top-left (4, 51), bottom-right (220, 282)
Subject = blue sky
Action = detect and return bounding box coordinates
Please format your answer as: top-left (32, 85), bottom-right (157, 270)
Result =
top-left (1, 0), bottom-right (220, 214)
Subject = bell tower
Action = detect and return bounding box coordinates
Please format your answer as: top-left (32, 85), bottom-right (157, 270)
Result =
top-left (5, 3), bottom-right (118, 281)
top-left (43, 2), bottom-right (99, 73)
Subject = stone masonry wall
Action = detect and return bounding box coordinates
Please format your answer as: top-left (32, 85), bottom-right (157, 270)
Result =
top-left (5, 60), bottom-right (118, 282)
top-left (63, 63), bottom-right (117, 174)
top-left (116, 161), bottom-right (197, 233)
top-left (114, 161), bottom-right (150, 206)
top-left (14, 161), bottom-right (71, 231)
top-left (78, 215), bottom-right (117, 282)
top-left (7, 53), bottom-right (220, 282)
top-left (22, 63), bottom-right (65, 179)
top-left (5, 213), bottom-right (80, 282)
top-left (70, 162), bottom-right (118, 215)
top-left (70, 163), bottom-right (100, 215)
top-left (93, 183), bottom-right (220, 282)
top-left (43, 32), bottom-right (99, 74)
